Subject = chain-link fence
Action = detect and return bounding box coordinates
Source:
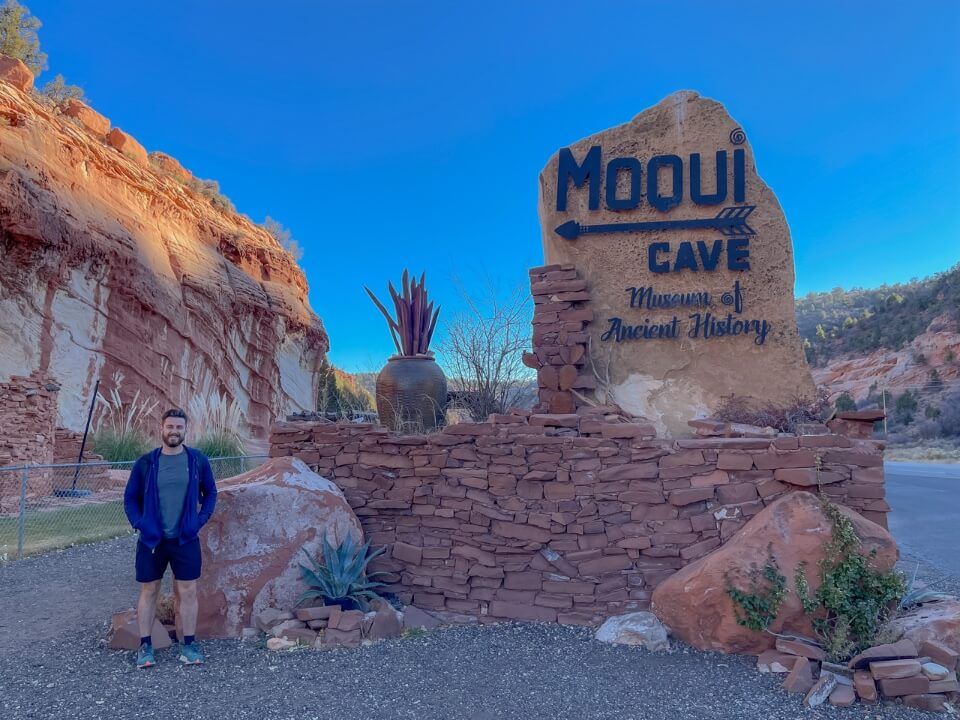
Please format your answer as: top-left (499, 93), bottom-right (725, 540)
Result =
top-left (0, 455), bottom-right (267, 562)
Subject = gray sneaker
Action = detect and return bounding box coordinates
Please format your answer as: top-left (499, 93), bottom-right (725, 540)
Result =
top-left (178, 642), bottom-right (205, 665)
top-left (136, 643), bottom-right (156, 669)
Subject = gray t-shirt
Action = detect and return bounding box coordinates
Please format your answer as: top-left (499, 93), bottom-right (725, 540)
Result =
top-left (157, 451), bottom-right (190, 539)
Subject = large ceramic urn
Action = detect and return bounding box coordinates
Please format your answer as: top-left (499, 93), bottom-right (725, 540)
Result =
top-left (375, 354), bottom-right (447, 432)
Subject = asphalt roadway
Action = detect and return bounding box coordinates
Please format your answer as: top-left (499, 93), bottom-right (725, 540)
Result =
top-left (885, 461), bottom-right (960, 576)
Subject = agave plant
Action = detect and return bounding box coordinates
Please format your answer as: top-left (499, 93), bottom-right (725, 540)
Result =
top-left (898, 563), bottom-right (953, 610)
top-left (365, 270), bottom-right (441, 356)
top-left (298, 533), bottom-right (388, 610)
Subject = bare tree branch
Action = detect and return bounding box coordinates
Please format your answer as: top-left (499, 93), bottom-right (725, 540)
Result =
top-left (438, 280), bottom-right (536, 421)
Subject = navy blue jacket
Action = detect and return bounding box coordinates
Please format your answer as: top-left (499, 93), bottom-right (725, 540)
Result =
top-left (123, 446), bottom-right (217, 549)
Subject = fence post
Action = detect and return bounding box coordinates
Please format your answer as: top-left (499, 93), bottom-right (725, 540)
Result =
top-left (17, 466), bottom-right (27, 560)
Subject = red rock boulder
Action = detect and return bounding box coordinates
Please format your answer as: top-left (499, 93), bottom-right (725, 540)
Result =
top-left (107, 609), bottom-right (171, 650)
top-left (196, 457), bottom-right (363, 638)
top-left (0, 54), bottom-right (33, 92)
top-left (888, 599), bottom-right (960, 655)
top-left (651, 491), bottom-right (898, 654)
top-left (149, 151), bottom-right (191, 183)
top-left (60, 98), bottom-right (110, 136)
top-left (106, 127), bottom-right (149, 166)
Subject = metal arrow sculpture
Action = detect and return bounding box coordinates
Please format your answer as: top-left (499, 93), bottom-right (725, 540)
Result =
top-left (555, 205), bottom-right (756, 241)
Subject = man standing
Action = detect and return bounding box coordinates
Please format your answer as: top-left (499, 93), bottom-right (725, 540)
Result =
top-left (123, 408), bottom-right (217, 668)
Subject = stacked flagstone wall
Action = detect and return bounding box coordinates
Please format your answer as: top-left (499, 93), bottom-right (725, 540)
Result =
top-left (523, 264), bottom-right (594, 414)
top-left (268, 257), bottom-right (887, 626)
top-left (0, 372), bottom-right (60, 510)
top-left (0, 371), bottom-right (59, 467)
top-left (269, 411), bottom-right (887, 626)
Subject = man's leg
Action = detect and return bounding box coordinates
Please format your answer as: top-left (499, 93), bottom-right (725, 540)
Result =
top-left (176, 580), bottom-right (197, 638)
top-left (134, 540), bottom-right (167, 668)
top-left (174, 579), bottom-right (204, 664)
top-left (137, 580), bottom-right (162, 639)
top-left (171, 539), bottom-right (204, 664)
top-left (173, 581), bottom-right (183, 642)
top-left (135, 579), bottom-right (162, 668)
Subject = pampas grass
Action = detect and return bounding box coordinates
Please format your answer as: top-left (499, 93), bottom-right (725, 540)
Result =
top-left (188, 392), bottom-right (245, 457)
top-left (92, 372), bottom-right (158, 461)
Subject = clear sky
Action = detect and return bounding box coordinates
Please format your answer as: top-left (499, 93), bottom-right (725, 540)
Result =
top-left (28, 1), bottom-right (960, 371)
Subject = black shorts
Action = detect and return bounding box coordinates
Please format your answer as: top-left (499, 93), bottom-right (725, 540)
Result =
top-left (135, 538), bottom-right (202, 583)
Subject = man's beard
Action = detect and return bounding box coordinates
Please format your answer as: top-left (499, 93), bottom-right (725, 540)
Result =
top-left (163, 432), bottom-right (184, 448)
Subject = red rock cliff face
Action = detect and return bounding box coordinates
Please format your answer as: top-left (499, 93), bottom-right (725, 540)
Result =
top-left (813, 314), bottom-right (960, 402)
top-left (0, 80), bottom-right (327, 441)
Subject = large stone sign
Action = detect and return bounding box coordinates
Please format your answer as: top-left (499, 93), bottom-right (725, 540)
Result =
top-left (538, 90), bottom-right (815, 435)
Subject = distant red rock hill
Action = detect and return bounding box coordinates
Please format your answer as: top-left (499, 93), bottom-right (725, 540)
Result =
top-left (798, 265), bottom-right (960, 436)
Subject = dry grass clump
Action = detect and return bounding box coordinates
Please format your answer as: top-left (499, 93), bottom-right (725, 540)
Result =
top-left (714, 390), bottom-right (830, 433)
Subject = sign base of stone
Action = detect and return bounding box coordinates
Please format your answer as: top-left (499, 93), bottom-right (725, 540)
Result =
top-left (270, 411), bottom-right (887, 627)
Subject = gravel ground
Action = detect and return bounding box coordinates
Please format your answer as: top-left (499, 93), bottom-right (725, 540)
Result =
top-left (0, 538), bottom-right (947, 719)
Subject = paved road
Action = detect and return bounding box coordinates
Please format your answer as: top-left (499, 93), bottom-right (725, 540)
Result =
top-left (885, 461), bottom-right (960, 576)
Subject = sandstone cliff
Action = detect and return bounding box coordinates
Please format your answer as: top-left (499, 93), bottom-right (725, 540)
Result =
top-left (813, 314), bottom-right (960, 401)
top-left (0, 74), bottom-right (327, 441)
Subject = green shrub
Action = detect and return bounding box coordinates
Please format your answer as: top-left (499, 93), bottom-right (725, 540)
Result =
top-left (40, 73), bottom-right (84, 104)
top-left (795, 264), bottom-right (960, 366)
top-left (0, 0), bottom-right (47, 75)
top-left (92, 429), bottom-right (152, 462)
top-left (796, 501), bottom-right (906, 661)
top-left (726, 500), bottom-right (906, 661)
top-left (316, 359), bottom-right (373, 418)
top-left (894, 390), bottom-right (918, 425)
top-left (185, 176), bottom-right (235, 213)
top-left (192, 433), bottom-right (244, 458)
top-left (834, 393), bottom-right (856, 412)
top-left (263, 216), bottom-right (303, 261)
top-left (725, 547), bottom-right (787, 632)
top-left (940, 389), bottom-right (960, 436)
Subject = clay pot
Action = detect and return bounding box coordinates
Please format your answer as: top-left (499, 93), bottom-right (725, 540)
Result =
top-left (375, 355), bottom-right (447, 432)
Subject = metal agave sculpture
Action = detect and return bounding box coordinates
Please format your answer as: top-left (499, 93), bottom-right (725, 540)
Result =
top-left (364, 270), bottom-right (440, 356)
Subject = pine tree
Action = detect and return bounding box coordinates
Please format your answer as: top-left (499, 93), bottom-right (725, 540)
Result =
top-left (834, 393), bottom-right (856, 412)
top-left (323, 371), bottom-right (341, 415)
top-left (0, 0), bottom-right (47, 75)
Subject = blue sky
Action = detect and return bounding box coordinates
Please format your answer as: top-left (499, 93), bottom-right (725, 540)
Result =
top-left (29, 1), bottom-right (960, 371)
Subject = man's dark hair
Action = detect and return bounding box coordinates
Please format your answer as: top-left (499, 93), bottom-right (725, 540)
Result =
top-left (162, 408), bottom-right (188, 423)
